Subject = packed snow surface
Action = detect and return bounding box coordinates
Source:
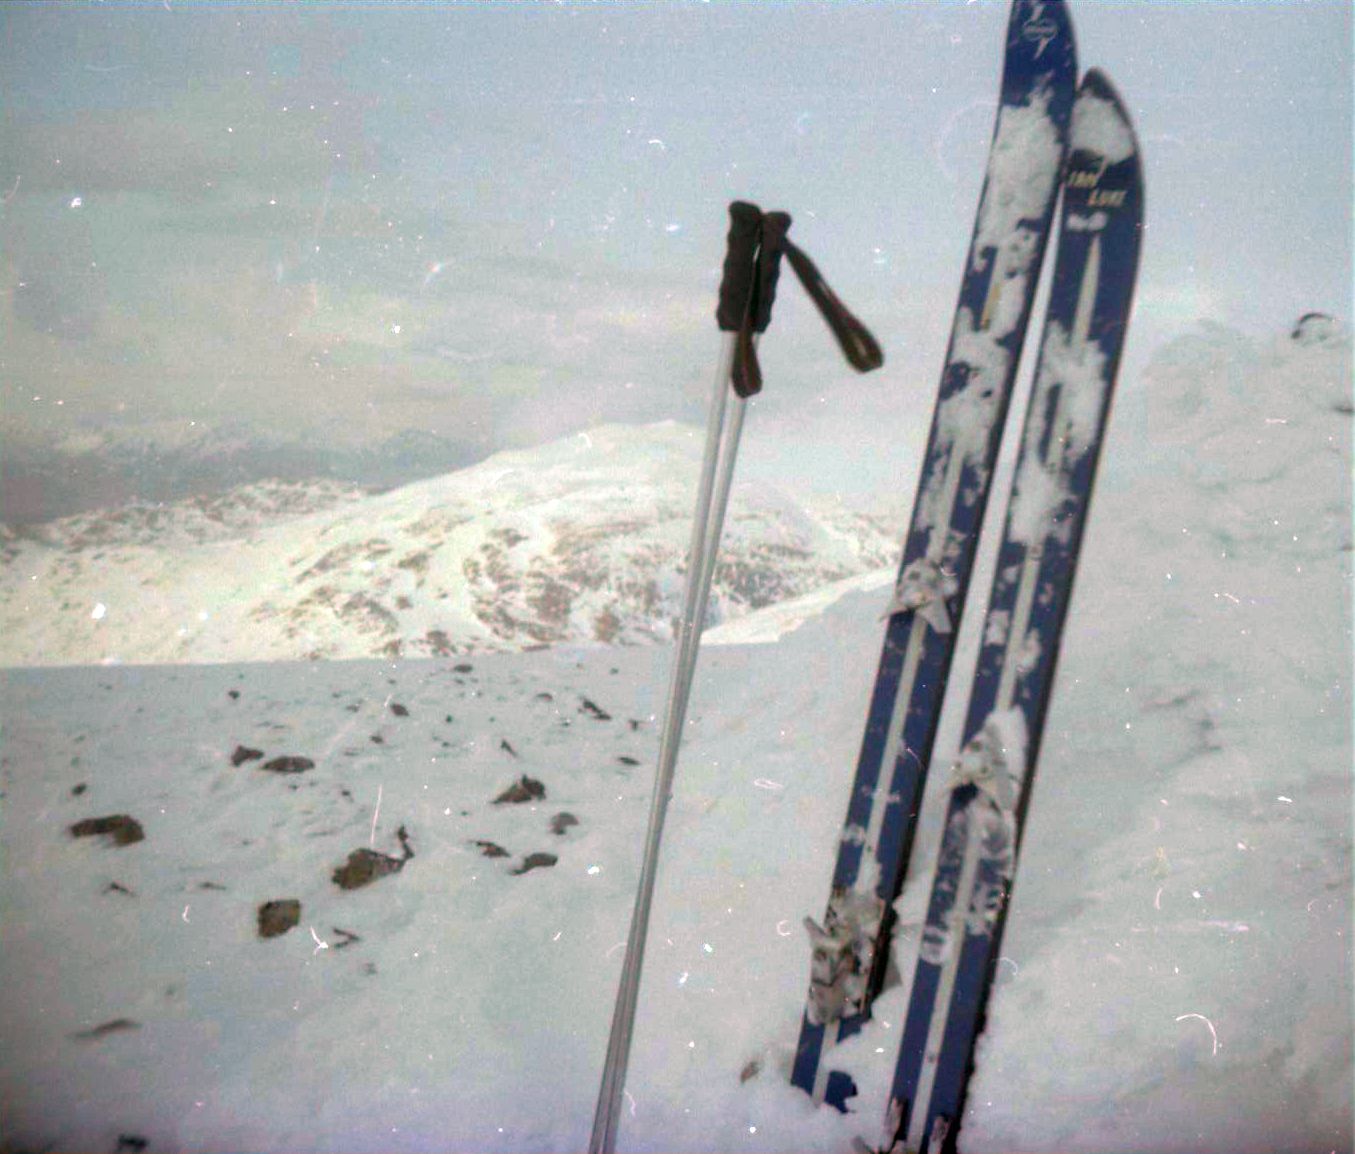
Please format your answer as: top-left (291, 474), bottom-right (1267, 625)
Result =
top-left (0, 326), bottom-right (1350, 1153)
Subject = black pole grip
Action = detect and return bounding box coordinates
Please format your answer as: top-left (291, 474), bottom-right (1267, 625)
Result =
top-left (716, 201), bottom-right (763, 332)
top-left (750, 211), bottom-right (792, 334)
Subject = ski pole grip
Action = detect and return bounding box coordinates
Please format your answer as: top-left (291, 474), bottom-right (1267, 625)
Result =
top-left (716, 201), bottom-right (763, 332)
top-left (751, 211), bottom-right (792, 333)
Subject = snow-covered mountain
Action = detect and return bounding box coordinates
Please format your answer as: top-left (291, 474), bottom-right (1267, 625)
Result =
top-left (0, 422), bottom-right (901, 667)
top-left (0, 324), bottom-right (1348, 1154)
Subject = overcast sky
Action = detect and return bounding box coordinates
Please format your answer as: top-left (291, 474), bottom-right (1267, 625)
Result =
top-left (1, 1), bottom-right (1350, 506)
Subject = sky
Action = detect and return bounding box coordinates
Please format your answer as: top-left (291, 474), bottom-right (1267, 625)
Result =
top-left (0, 0), bottom-right (1351, 513)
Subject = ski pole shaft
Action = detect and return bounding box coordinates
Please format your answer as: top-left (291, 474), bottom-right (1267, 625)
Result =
top-left (674, 381), bottom-right (748, 728)
top-left (591, 333), bottom-right (738, 1154)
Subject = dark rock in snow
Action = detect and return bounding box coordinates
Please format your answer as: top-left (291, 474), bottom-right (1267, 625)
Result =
top-left (579, 698), bottom-right (611, 721)
top-left (549, 812), bottom-right (579, 836)
top-left (390, 702), bottom-right (409, 717)
top-left (231, 745), bottom-right (264, 767)
top-left (261, 755), bottom-right (314, 774)
top-left (493, 775), bottom-right (546, 804)
top-left (500, 739), bottom-right (518, 758)
top-left (70, 814), bottom-right (144, 847)
top-left (71, 782), bottom-right (88, 796)
top-left (116, 1135), bottom-right (149, 1152)
top-left (332, 825), bottom-right (414, 890)
top-left (453, 662), bottom-right (474, 673)
top-left (473, 840), bottom-right (511, 858)
top-left (617, 755), bottom-right (640, 766)
top-left (258, 899), bottom-right (302, 939)
top-left (512, 852), bottom-right (558, 875)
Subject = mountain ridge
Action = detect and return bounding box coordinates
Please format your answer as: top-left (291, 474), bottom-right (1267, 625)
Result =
top-left (1, 421), bottom-right (902, 666)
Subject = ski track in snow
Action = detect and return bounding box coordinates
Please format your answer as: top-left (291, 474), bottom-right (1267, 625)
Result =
top-left (0, 325), bottom-right (1350, 1153)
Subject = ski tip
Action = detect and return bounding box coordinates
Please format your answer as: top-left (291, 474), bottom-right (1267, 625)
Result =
top-left (1006, 0), bottom-right (1077, 82)
top-left (1077, 68), bottom-right (1131, 122)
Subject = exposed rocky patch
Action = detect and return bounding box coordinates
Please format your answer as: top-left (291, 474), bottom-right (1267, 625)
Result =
top-left (493, 775), bottom-right (546, 805)
top-left (69, 815), bottom-right (144, 847)
top-left (257, 899), bottom-right (301, 939)
top-left (332, 825), bottom-right (414, 890)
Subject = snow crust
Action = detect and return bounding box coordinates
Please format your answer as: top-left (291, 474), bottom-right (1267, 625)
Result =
top-left (1072, 92), bottom-right (1136, 164)
top-left (1008, 318), bottom-right (1111, 545)
top-left (0, 325), bottom-right (1349, 1153)
top-left (975, 88), bottom-right (1063, 264)
top-left (915, 85), bottom-right (1064, 552)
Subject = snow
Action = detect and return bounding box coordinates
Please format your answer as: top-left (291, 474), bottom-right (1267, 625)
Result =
top-left (0, 422), bottom-right (899, 667)
top-left (916, 83), bottom-right (1067, 550)
top-left (975, 88), bottom-right (1064, 269)
top-left (1072, 91), bottom-right (1137, 165)
top-left (0, 324), bottom-right (1350, 1153)
top-left (1008, 318), bottom-right (1111, 545)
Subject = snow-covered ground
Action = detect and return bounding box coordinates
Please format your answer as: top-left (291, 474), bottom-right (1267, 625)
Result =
top-left (0, 324), bottom-right (1350, 1153)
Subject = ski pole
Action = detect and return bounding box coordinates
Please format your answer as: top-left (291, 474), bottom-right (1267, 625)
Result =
top-left (590, 201), bottom-right (765, 1154)
top-left (591, 202), bottom-right (881, 1153)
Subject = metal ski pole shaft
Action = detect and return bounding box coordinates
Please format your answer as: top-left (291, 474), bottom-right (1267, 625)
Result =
top-left (590, 202), bottom-right (762, 1154)
top-left (674, 376), bottom-right (748, 725)
top-left (590, 335), bottom-right (736, 1154)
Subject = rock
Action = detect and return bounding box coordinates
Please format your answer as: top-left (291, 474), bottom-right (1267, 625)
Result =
top-left (473, 840), bottom-right (511, 858)
top-left (390, 702), bottom-right (409, 717)
top-left (493, 775), bottom-right (546, 804)
top-left (257, 899), bottom-right (301, 939)
top-left (261, 755), bottom-right (314, 774)
top-left (230, 745), bottom-right (264, 767)
top-left (549, 812), bottom-right (579, 836)
top-left (511, 852), bottom-right (558, 876)
top-left (69, 814), bottom-right (144, 847)
top-left (332, 825), bottom-right (414, 890)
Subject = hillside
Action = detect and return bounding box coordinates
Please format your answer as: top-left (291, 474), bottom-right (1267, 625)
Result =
top-left (1, 422), bottom-right (900, 667)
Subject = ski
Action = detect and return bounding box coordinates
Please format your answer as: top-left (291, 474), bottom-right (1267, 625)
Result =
top-left (882, 68), bottom-right (1144, 1154)
top-left (792, 0), bottom-right (1076, 1108)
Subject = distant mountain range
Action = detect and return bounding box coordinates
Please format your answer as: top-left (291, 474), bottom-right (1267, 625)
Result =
top-left (0, 423), bottom-right (482, 525)
top-left (1, 422), bottom-right (902, 666)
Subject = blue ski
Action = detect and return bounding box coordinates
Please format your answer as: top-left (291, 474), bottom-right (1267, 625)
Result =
top-left (882, 68), bottom-right (1144, 1154)
top-left (793, 0), bottom-right (1076, 1109)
